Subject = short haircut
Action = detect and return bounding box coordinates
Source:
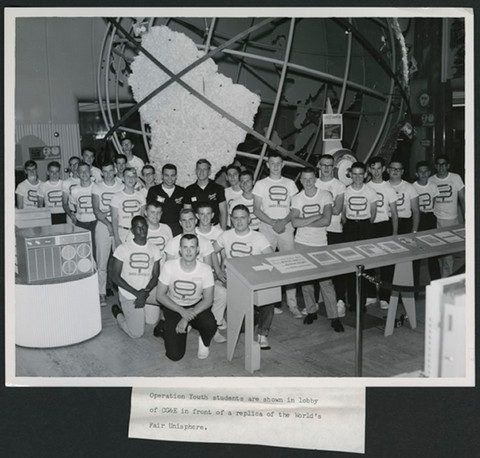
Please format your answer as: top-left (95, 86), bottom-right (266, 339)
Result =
top-left (162, 163), bottom-right (177, 174)
top-left (68, 156), bottom-right (80, 165)
top-left (267, 151), bottom-right (283, 160)
top-left (123, 167), bottom-right (137, 175)
top-left (82, 147), bottom-right (96, 156)
top-left (131, 215), bottom-right (146, 228)
top-left (416, 160), bottom-right (430, 171)
top-left (142, 164), bottom-right (155, 174)
top-left (196, 201), bottom-right (214, 212)
top-left (77, 161), bottom-right (90, 169)
top-left (351, 161), bottom-right (366, 172)
top-left (24, 160), bottom-right (37, 169)
top-left (121, 137), bottom-right (133, 144)
top-left (231, 204), bottom-right (250, 215)
top-left (196, 158), bottom-right (211, 168)
top-left (226, 164), bottom-right (241, 174)
top-left (47, 161), bottom-right (61, 170)
top-left (114, 154), bottom-right (127, 163)
top-left (389, 156), bottom-right (404, 166)
top-left (319, 154), bottom-right (334, 162)
top-left (179, 208), bottom-right (195, 220)
top-left (146, 200), bottom-right (163, 211)
top-left (435, 154), bottom-right (450, 164)
top-left (239, 170), bottom-right (253, 180)
top-left (368, 156), bottom-right (385, 167)
top-left (301, 166), bottom-right (317, 176)
top-left (101, 161), bottom-right (115, 170)
top-left (180, 233), bottom-right (198, 246)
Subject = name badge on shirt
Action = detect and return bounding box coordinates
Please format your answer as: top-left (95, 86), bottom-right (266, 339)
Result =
top-left (157, 196), bottom-right (165, 203)
top-left (192, 197), bottom-right (197, 202)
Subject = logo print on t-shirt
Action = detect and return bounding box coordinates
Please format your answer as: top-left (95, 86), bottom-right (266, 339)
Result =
top-left (122, 199), bottom-right (141, 216)
top-left (347, 196), bottom-right (368, 215)
top-left (375, 192), bottom-right (385, 209)
top-left (395, 192), bottom-right (405, 208)
top-left (129, 252), bottom-right (151, 273)
top-left (148, 235), bottom-right (166, 250)
top-left (229, 242), bottom-right (253, 257)
top-left (269, 186), bottom-right (288, 205)
top-left (173, 280), bottom-right (197, 299)
top-left (436, 184), bottom-right (453, 202)
top-left (418, 192), bottom-right (432, 211)
top-left (47, 190), bottom-right (63, 206)
top-left (302, 203), bottom-right (321, 217)
top-left (27, 189), bottom-right (39, 204)
top-left (101, 191), bottom-right (115, 207)
top-left (78, 195), bottom-right (93, 213)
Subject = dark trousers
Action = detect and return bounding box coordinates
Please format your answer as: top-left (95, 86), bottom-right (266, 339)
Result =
top-left (343, 219), bottom-right (373, 309)
top-left (398, 217), bottom-right (413, 235)
top-left (369, 220), bottom-right (394, 301)
top-left (163, 305), bottom-right (217, 362)
top-left (413, 212), bottom-right (441, 286)
top-left (327, 231), bottom-right (346, 302)
top-left (75, 220), bottom-right (97, 263)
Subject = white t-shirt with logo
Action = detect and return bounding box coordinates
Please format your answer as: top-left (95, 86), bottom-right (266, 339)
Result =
top-left (344, 184), bottom-right (378, 220)
top-left (70, 183), bottom-right (96, 222)
top-left (366, 180), bottom-right (398, 223)
top-left (164, 233), bottom-right (214, 262)
top-left (413, 181), bottom-right (439, 214)
top-left (110, 190), bottom-right (146, 229)
top-left (125, 223), bottom-right (172, 254)
top-left (231, 195), bottom-right (260, 230)
top-left (16, 179), bottom-right (42, 208)
top-left (62, 177), bottom-right (80, 211)
top-left (429, 172), bottom-right (464, 220)
top-left (216, 229), bottom-right (271, 258)
top-left (39, 180), bottom-right (64, 214)
top-left (92, 178), bottom-right (124, 221)
top-left (315, 177), bottom-right (346, 233)
top-left (225, 187), bottom-right (243, 225)
top-left (113, 239), bottom-right (161, 300)
top-left (291, 188), bottom-right (333, 246)
top-left (252, 176), bottom-right (298, 220)
top-left (159, 259), bottom-right (214, 307)
top-left (196, 226), bottom-right (224, 246)
top-left (391, 180), bottom-right (419, 219)
top-left (127, 155), bottom-right (145, 177)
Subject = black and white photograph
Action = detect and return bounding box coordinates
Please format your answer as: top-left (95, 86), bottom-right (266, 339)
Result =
top-left (6, 8), bottom-right (473, 386)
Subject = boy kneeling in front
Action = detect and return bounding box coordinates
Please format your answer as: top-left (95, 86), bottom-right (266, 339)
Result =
top-left (156, 234), bottom-right (217, 361)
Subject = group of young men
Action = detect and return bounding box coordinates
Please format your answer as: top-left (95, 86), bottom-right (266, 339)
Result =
top-left (16, 138), bottom-right (465, 362)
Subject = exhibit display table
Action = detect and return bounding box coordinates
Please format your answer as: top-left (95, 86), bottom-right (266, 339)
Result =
top-left (225, 225), bottom-right (465, 373)
top-left (16, 273), bottom-right (102, 348)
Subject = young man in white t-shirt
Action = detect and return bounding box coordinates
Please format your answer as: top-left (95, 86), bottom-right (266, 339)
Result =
top-left (111, 216), bottom-right (161, 339)
top-left (82, 147), bottom-right (103, 183)
top-left (121, 137), bottom-right (145, 177)
top-left (70, 162), bottom-right (97, 259)
top-left (62, 156), bottom-right (81, 223)
top-left (224, 164), bottom-right (243, 227)
top-left (343, 162), bottom-right (378, 311)
top-left (291, 167), bottom-right (344, 332)
top-left (213, 204), bottom-right (274, 349)
top-left (232, 170), bottom-right (260, 231)
top-left (315, 154), bottom-right (347, 310)
top-left (388, 159), bottom-right (419, 234)
top-left (156, 234), bottom-right (217, 361)
top-left (92, 161), bottom-right (124, 306)
top-left (195, 201), bottom-right (224, 246)
top-left (140, 164), bottom-right (157, 196)
top-left (38, 160), bottom-right (65, 224)
top-left (429, 154), bottom-right (465, 277)
top-left (15, 160), bottom-right (42, 209)
top-left (110, 167), bottom-right (146, 248)
top-left (253, 152), bottom-right (301, 318)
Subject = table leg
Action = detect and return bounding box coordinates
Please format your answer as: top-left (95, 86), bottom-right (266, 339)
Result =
top-left (226, 272), bottom-right (247, 361)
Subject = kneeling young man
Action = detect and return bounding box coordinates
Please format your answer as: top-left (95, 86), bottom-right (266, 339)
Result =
top-left (156, 234), bottom-right (217, 361)
top-left (111, 216), bottom-right (162, 338)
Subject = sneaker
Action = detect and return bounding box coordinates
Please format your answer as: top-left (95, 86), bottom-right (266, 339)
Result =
top-left (197, 336), bottom-right (210, 359)
top-left (218, 319), bottom-right (227, 331)
top-left (365, 297), bottom-right (377, 305)
top-left (106, 288), bottom-right (114, 297)
top-left (303, 313), bottom-right (318, 325)
top-left (331, 319), bottom-right (345, 332)
top-left (258, 335), bottom-right (271, 350)
top-left (111, 304), bottom-right (122, 319)
top-left (301, 308), bottom-right (308, 316)
top-left (213, 330), bottom-right (227, 343)
top-left (337, 299), bottom-right (346, 318)
top-left (100, 294), bottom-right (107, 307)
top-left (289, 306), bottom-right (303, 319)
top-left (380, 300), bottom-right (389, 310)
top-left (274, 307), bottom-right (283, 315)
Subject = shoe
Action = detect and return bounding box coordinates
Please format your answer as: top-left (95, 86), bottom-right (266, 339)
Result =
top-left (218, 319), bottom-right (227, 331)
top-left (153, 320), bottom-right (165, 338)
top-left (100, 294), bottom-right (107, 307)
top-left (365, 297), bottom-right (377, 305)
top-left (303, 313), bottom-right (317, 325)
top-left (331, 319), bottom-right (345, 332)
top-left (213, 330), bottom-right (227, 343)
top-left (301, 308), bottom-right (308, 316)
top-left (289, 306), bottom-right (303, 319)
top-left (197, 336), bottom-right (210, 359)
top-left (111, 304), bottom-right (122, 319)
top-left (337, 299), bottom-right (346, 318)
top-left (258, 335), bottom-right (271, 350)
top-left (380, 300), bottom-right (389, 310)
top-left (274, 307), bottom-right (283, 315)
top-left (106, 288), bottom-right (114, 297)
